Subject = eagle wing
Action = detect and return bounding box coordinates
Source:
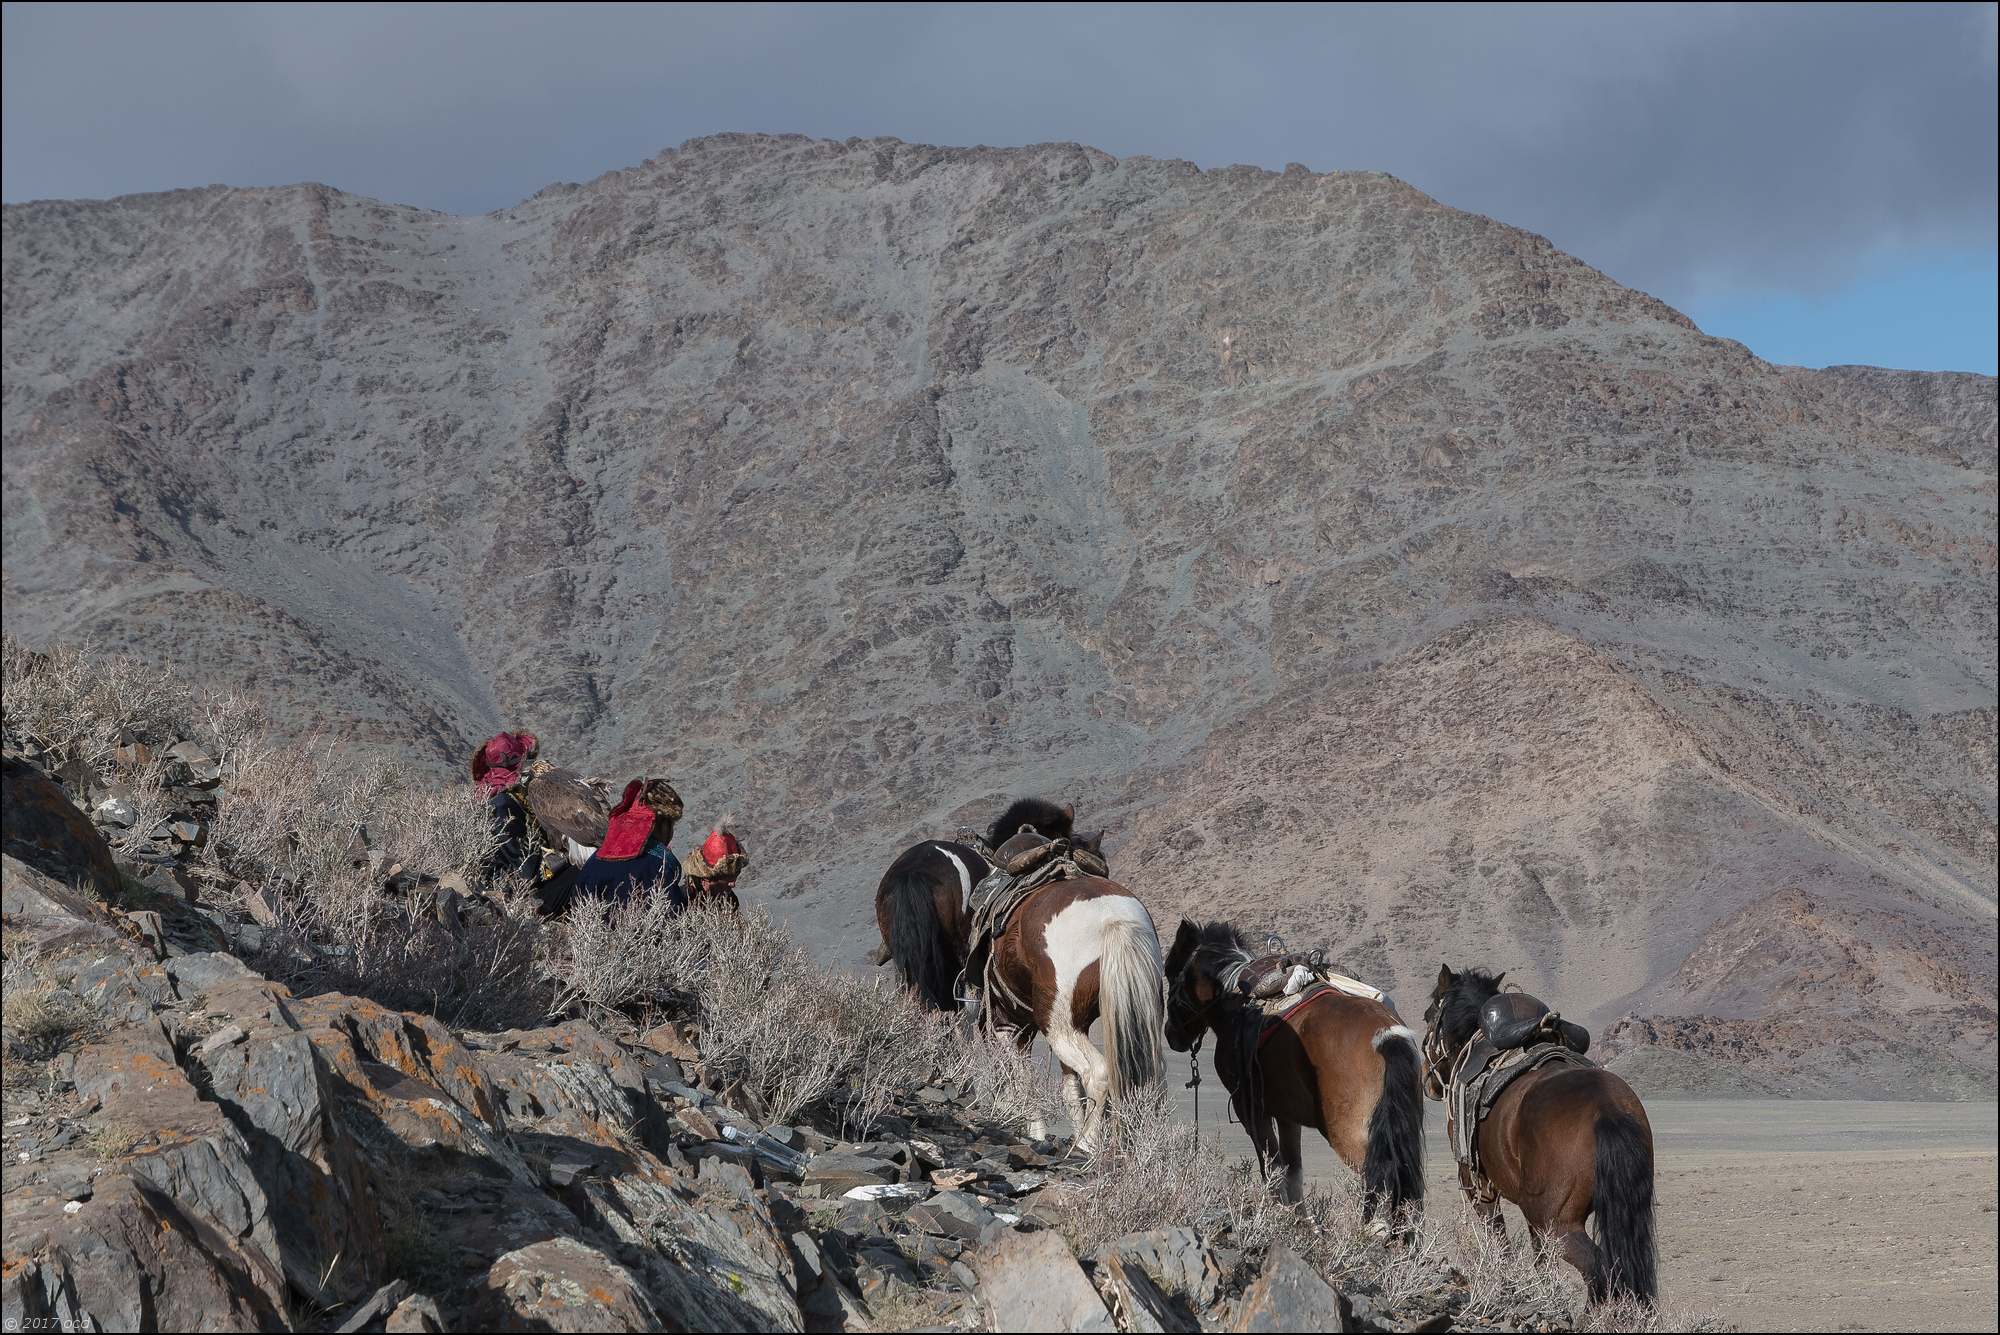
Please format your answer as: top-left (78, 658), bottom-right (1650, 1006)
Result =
top-left (521, 768), bottom-right (610, 849)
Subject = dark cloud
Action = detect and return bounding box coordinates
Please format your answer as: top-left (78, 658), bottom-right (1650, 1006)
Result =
top-left (3, 2), bottom-right (1993, 305)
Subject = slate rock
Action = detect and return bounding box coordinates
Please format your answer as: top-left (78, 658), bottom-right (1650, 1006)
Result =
top-left (335, 1278), bottom-right (411, 1332)
top-left (2, 757), bottom-right (121, 901)
top-left (384, 1294), bottom-right (446, 1332)
top-left (975, 1229), bottom-right (1115, 1333)
top-left (1101, 1227), bottom-right (1225, 1308)
top-left (1099, 1253), bottom-right (1200, 1334)
top-left (804, 1151), bottom-right (900, 1192)
top-left (1229, 1247), bottom-right (1348, 1333)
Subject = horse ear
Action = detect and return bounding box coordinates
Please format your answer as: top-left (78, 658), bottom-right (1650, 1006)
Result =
top-left (1494, 971), bottom-right (1507, 988)
top-left (1435, 963), bottom-right (1455, 991)
top-left (1166, 919), bottom-right (1199, 974)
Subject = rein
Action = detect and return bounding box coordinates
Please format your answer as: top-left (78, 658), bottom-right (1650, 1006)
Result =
top-left (1172, 945), bottom-right (1275, 1179)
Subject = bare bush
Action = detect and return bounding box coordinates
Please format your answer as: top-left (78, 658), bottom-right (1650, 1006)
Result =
top-left (1043, 1088), bottom-right (1283, 1260)
top-left (193, 731), bottom-right (542, 1027)
top-left (1045, 1091), bottom-right (1725, 1332)
top-left (2, 949), bottom-right (102, 1075)
top-left (960, 1030), bottom-right (1063, 1136)
top-left (1, 636), bottom-right (204, 774)
top-left (537, 904), bottom-right (983, 1135)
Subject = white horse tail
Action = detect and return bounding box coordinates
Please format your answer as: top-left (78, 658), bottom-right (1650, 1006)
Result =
top-left (1098, 913), bottom-right (1166, 1102)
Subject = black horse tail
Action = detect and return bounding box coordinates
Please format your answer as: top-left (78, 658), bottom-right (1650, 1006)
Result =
top-left (1363, 1025), bottom-right (1426, 1220)
top-left (884, 856), bottom-right (959, 1012)
top-left (1591, 1111), bottom-right (1658, 1306)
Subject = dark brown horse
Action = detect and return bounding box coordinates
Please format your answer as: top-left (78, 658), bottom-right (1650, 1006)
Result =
top-left (1424, 965), bottom-right (1657, 1306)
top-left (871, 798), bottom-right (1075, 1009)
top-left (980, 873), bottom-right (1166, 1152)
top-left (1164, 920), bottom-right (1425, 1219)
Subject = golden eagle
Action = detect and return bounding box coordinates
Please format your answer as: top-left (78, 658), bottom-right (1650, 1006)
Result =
top-left (519, 761), bottom-right (611, 851)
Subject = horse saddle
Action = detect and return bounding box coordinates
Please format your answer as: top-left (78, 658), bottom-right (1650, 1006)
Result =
top-left (1448, 1033), bottom-right (1597, 1192)
top-left (961, 836), bottom-right (1110, 1025)
top-left (1478, 991), bottom-right (1590, 1055)
top-left (995, 829), bottom-right (1058, 876)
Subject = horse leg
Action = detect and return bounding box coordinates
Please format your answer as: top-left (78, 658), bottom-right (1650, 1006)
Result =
top-left (1560, 1227), bottom-right (1603, 1299)
top-left (1058, 1063), bottom-right (1090, 1153)
top-left (1459, 1164), bottom-right (1507, 1241)
top-left (1247, 1113), bottom-right (1281, 1198)
top-left (1277, 1121), bottom-right (1305, 1205)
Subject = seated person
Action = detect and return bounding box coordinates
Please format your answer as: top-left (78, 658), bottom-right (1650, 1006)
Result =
top-left (571, 778), bottom-right (687, 910)
top-left (682, 826), bottom-right (748, 910)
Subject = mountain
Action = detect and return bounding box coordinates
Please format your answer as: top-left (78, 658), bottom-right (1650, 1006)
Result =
top-left (4, 133), bottom-right (1993, 1096)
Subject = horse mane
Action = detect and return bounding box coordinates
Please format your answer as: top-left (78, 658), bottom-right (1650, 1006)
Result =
top-left (984, 797), bottom-right (1073, 849)
top-left (1439, 967), bottom-right (1505, 1049)
top-left (1171, 918), bottom-right (1250, 983)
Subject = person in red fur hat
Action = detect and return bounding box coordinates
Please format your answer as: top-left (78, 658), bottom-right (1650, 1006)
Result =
top-left (682, 824), bottom-right (748, 911)
top-left (470, 731), bottom-right (538, 794)
top-left (569, 777), bottom-right (687, 910)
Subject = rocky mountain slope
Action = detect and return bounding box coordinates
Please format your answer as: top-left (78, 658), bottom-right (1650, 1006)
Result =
top-left (3, 133), bottom-right (1994, 1095)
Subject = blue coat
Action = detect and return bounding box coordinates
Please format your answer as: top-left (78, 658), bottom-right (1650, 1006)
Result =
top-left (572, 841), bottom-right (687, 910)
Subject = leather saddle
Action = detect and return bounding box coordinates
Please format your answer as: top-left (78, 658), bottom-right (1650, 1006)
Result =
top-left (1478, 991), bottom-right (1590, 1055)
top-left (994, 829), bottom-right (1058, 876)
top-left (1231, 953), bottom-right (1314, 1000)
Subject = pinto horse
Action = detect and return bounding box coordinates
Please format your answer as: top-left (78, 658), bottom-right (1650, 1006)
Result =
top-left (1424, 965), bottom-right (1657, 1306)
top-left (871, 798), bottom-right (1075, 1009)
top-left (975, 871), bottom-right (1166, 1153)
top-left (1164, 920), bottom-right (1425, 1218)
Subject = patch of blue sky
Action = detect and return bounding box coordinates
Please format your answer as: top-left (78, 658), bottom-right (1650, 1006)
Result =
top-left (1681, 248), bottom-right (1996, 375)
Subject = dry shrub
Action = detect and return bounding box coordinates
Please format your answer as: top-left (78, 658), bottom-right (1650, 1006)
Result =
top-left (1, 637), bottom-right (203, 772)
top-left (538, 904), bottom-right (981, 1135)
top-left (1, 949), bottom-right (102, 1078)
top-left (538, 881), bottom-right (716, 1017)
top-left (960, 1029), bottom-right (1063, 1136)
top-left (1043, 1088), bottom-right (1282, 1260)
top-left (197, 731), bottom-right (543, 1027)
top-left (1049, 1091), bottom-right (1727, 1333)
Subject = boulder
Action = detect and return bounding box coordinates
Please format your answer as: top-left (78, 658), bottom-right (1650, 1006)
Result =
top-left (1229, 1248), bottom-right (1349, 1333)
top-left (474, 1236), bottom-right (663, 1331)
top-left (2, 755), bottom-right (121, 901)
top-left (1099, 1227), bottom-right (1225, 1309)
top-left (975, 1229), bottom-right (1116, 1333)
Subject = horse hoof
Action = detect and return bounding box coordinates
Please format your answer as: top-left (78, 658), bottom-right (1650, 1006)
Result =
top-left (1363, 1216), bottom-right (1393, 1239)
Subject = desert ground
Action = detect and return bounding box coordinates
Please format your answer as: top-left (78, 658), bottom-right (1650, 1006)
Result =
top-left (1168, 1091), bottom-right (1999, 1332)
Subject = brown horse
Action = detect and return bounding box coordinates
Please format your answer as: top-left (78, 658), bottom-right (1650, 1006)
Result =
top-left (1164, 919), bottom-right (1425, 1218)
top-left (1423, 965), bottom-right (1657, 1306)
top-left (871, 798), bottom-right (1075, 1010)
top-left (982, 874), bottom-right (1166, 1153)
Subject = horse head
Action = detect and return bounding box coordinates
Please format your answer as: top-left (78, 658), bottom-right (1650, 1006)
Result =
top-left (1421, 963), bottom-right (1505, 1092)
top-left (1163, 917), bottom-right (1247, 1051)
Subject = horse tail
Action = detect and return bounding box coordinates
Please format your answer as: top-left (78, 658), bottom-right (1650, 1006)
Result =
top-left (883, 856), bottom-right (959, 1012)
top-left (1591, 1111), bottom-right (1658, 1306)
top-left (1363, 1025), bottom-right (1426, 1219)
top-left (1097, 913), bottom-right (1165, 1102)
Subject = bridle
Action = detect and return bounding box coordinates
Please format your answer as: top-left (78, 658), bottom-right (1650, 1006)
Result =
top-left (1167, 948), bottom-right (1240, 1142)
top-left (1420, 995), bottom-right (1476, 1100)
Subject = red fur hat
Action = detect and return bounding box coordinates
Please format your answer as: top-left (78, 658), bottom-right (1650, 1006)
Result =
top-left (598, 778), bottom-right (681, 860)
top-left (685, 826), bottom-right (748, 879)
top-left (471, 730), bottom-right (538, 793)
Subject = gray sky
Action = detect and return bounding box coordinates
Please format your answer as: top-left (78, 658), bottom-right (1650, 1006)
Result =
top-left (3, 2), bottom-right (1995, 366)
